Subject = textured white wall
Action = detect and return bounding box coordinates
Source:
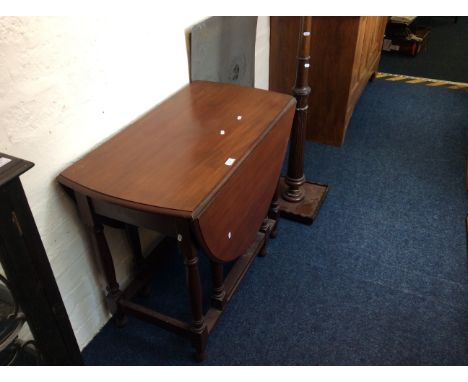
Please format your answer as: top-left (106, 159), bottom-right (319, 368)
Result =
top-left (0, 16), bottom-right (270, 349)
top-left (255, 16), bottom-right (270, 90)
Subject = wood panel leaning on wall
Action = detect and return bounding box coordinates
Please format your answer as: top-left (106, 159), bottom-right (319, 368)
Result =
top-left (270, 16), bottom-right (387, 146)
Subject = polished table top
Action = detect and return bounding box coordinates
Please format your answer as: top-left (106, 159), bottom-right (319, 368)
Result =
top-left (58, 81), bottom-right (294, 218)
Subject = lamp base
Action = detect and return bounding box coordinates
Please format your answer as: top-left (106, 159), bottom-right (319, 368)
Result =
top-left (278, 177), bottom-right (328, 225)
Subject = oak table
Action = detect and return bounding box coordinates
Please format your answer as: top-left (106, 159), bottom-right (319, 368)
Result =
top-left (58, 81), bottom-right (295, 361)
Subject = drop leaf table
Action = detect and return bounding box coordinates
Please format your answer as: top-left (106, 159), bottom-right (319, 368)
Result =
top-left (58, 81), bottom-right (295, 361)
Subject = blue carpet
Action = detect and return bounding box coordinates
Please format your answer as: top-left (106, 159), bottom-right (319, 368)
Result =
top-left (379, 16), bottom-right (468, 83)
top-left (83, 79), bottom-right (468, 365)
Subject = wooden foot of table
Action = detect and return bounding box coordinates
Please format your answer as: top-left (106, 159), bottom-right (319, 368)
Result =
top-left (270, 225), bottom-right (279, 239)
top-left (268, 182), bottom-right (281, 239)
top-left (278, 177), bottom-right (328, 225)
top-left (258, 217), bottom-right (276, 257)
top-left (194, 349), bottom-right (207, 363)
top-left (177, 223), bottom-right (209, 359)
top-left (75, 194), bottom-right (125, 322)
top-left (113, 229), bottom-right (268, 362)
top-left (210, 262), bottom-right (227, 310)
top-left (191, 325), bottom-right (209, 363)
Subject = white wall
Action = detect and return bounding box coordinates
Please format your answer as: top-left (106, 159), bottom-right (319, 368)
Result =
top-left (0, 16), bottom-right (270, 349)
top-left (255, 16), bottom-right (270, 90)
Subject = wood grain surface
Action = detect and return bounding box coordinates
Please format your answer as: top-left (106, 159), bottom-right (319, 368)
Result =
top-left (195, 105), bottom-right (295, 262)
top-left (58, 81), bottom-right (295, 218)
top-left (270, 16), bottom-right (386, 146)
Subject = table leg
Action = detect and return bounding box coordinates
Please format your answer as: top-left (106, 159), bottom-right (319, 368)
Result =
top-left (259, 183), bottom-right (281, 257)
top-left (269, 182), bottom-right (281, 239)
top-left (124, 224), bottom-right (144, 269)
top-left (124, 224), bottom-right (151, 297)
top-left (177, 225), bottom-right (208, 362)
top-left (211, 262), bottom-right (226, 310)
top-left (75, 193), bottom-right (126, 327)
top-left (258, 217), bottom-right (271, 257)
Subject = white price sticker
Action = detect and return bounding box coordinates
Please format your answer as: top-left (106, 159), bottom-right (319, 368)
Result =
top-left (225, 158), bottom-right (236, 166)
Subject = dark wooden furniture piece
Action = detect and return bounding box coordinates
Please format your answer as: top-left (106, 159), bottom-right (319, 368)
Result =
top-left (58, 81), bottom-right (295, 361)
top-left (270, 16), bottom-right (387, 146)
top-left (383, 18), bottom-right (431, 56)
top-left (278, 16), bottom-right (329, 225)
top-left (0, 152), bottom-right (83, 365)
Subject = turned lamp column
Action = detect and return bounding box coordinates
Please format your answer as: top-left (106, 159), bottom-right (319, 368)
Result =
top-left (283, 16), bottom-right (311, 202)
top-left (279, 16), bottom-right (328, 224)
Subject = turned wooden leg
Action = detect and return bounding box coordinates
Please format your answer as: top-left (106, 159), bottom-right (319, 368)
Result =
top-left (124, 224), bottom-right (150, 297)
top-left (210, 262), bottom-right (226, 310)
top-left (269, 182), bottom-right (281, 239)
top-left (259, 182), bottom-right (281, 257)
top-left (75, 193), bottom-right (126, 327)
top-left (259, 217), bottom-right (271, 257)
top-left (176, 224), bottom-right (208, 362)
top-left (125, 224), bottom-right (144, 269)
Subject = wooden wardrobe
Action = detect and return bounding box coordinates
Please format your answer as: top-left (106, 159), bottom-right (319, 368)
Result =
top-left (270, 16), bottom-right (387, 146)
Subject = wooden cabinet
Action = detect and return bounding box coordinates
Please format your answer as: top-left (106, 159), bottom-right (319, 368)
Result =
top-left (270, 16), bottom-right (387, 146)
top-left (0, 153), bottom-right (82, 365)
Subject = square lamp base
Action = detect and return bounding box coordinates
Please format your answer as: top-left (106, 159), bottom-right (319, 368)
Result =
top-left (278, 177), bottom-right (329, 225)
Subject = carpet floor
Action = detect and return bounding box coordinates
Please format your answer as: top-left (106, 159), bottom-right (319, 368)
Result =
top-left (83, 78), bottom-right (468, 365)
top-left (379, 16), bottom-right (468, 83)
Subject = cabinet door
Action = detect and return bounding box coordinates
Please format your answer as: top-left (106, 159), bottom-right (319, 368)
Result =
top-left (352, 17), bottom-right (375, 94)
top-left (348, 17), bottom-right (386, 120)
top-left (366, 16), bottom-right (387, 71)
top-left (270, 16), bottom-right (386, 147)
